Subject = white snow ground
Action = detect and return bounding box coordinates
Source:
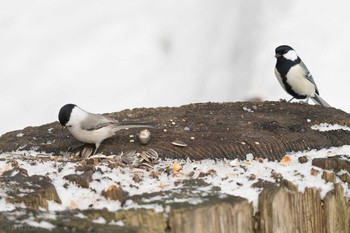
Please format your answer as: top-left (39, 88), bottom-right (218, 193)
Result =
top-left (1, 1), bottom-right (350, 135)
top-left (0, 123), bottom-right (350, 214)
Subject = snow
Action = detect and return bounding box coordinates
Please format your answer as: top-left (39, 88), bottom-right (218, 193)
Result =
top-left (0, 199), bottom-right (15, 211)
top-left (311, 123), bottom-right (350, 132)
top-left (1, 145), bottom-right (350, 215)
top-left (109, 220), bottom-right (124, 226)
top-left (21, 219), bottom-right (55, 230)
top-left (92, 217), bottom-right (107, 224)
top-left (1, 1), bottom-right (350, 136)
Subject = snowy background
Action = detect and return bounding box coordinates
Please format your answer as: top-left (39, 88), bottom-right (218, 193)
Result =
top-left (1, 0), bottom-right (350, 135)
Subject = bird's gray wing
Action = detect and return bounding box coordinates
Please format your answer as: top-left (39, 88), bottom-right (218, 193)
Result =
top-left (300, 60), bottom-right (320, 94)
top-left (81, 113), bottom-right (118, 131)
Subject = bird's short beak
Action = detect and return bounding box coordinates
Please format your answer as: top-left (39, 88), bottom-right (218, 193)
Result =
top-left (275, 53), bottom-right (281, 58)
top-left (62, 126), bottom-right (66, 131)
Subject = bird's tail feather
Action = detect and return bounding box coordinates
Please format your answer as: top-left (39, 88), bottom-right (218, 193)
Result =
top-left (112, 122), bottom-right (156, 132)
top-left (311, 95), bottom-right (331, 107)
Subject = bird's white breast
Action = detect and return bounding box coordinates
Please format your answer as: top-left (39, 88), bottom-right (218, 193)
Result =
top-left (286, 65), bottom-right (316, 96)
top-left (68, 125), bottom-right (115, 144)
top-left (66, 106), bottom-right (115, 144)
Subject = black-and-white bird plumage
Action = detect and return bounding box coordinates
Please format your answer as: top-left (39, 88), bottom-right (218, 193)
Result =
top-left (58, 104), bottom-right (155, 155)
top-left (274, 45), bottom-right (331, 107)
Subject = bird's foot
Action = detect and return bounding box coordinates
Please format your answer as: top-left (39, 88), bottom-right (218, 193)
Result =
top-left (296, 98), bottom-right (309, 105)
top-left (287, 97), bottom-right (295, 103)
top-left (278, 98), bottom-right (288, 103)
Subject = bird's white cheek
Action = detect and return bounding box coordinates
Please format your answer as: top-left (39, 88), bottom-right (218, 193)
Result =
top-left (286, 66), bottom-right (316, 96)
top-left (283, 50), bottom-right (298, 61)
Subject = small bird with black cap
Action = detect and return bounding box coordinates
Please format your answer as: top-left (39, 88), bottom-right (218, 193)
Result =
top-left (274, 45), bottom-right (331, 107)
top-left (58, 104), bottom-right (155, 155)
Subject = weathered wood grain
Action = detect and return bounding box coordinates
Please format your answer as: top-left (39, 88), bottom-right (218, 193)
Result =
top-left (169, 196), bottom-right (253, 233)
top-left (323, 183), bottom-right (350, 233)
top-left (258, 182), bottom-right (350, 233)
top-left (258, 184), bottom-right (324, 233)
top-left (123, 209), bottom-right (167, 233)
top-left (1, 101), bottom-right (350, 160)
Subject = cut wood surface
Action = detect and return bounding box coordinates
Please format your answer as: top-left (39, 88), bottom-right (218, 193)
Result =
top-left (1, 101), bottom-right (350, 160)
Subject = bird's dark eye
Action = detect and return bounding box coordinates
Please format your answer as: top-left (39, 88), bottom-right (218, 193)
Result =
top-left (67, 125), bottom-right (72, 128)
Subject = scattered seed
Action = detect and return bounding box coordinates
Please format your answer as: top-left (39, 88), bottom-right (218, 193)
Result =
top-left (139, 151), bottom-right (151, 163)
top-left (172, 140), bottom-right (188, 147)
top-left (327, 153), bottom-right (337, 158)
top-left (132, 168), bottom-right (144, 174)
top-left (280, 154), bottom-right (292, 166)
top-left (89, 154), bottom-right (107, 159)
top-left (144, 148), bottom-right (158, 161)
top-left (172, 162), bottom-right (182, 172)
top-left (138, 129), bottom-right (151, 145)
top-left (81, 147), bottom-right (94, 159)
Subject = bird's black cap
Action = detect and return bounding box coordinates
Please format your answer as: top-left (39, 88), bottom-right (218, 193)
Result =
top-left (275, 45), bottom-right (294, 56)
top-left (58, 104), bottom-right (76, 126)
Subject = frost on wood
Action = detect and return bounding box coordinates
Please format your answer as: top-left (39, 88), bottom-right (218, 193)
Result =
top-left (0, 181), bottom-right (349, 232)
top-left (0, 168), bottom-right (61, 210)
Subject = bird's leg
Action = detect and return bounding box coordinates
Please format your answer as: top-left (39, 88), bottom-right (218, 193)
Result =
top-left (92, 143), bottom-right (101, 155)
top-left (288, 97), bottom-right (295, 102)
top-left (92, 147), bottom-right (99, 155)
top-left (305, 96), bottom-right (310, 104)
